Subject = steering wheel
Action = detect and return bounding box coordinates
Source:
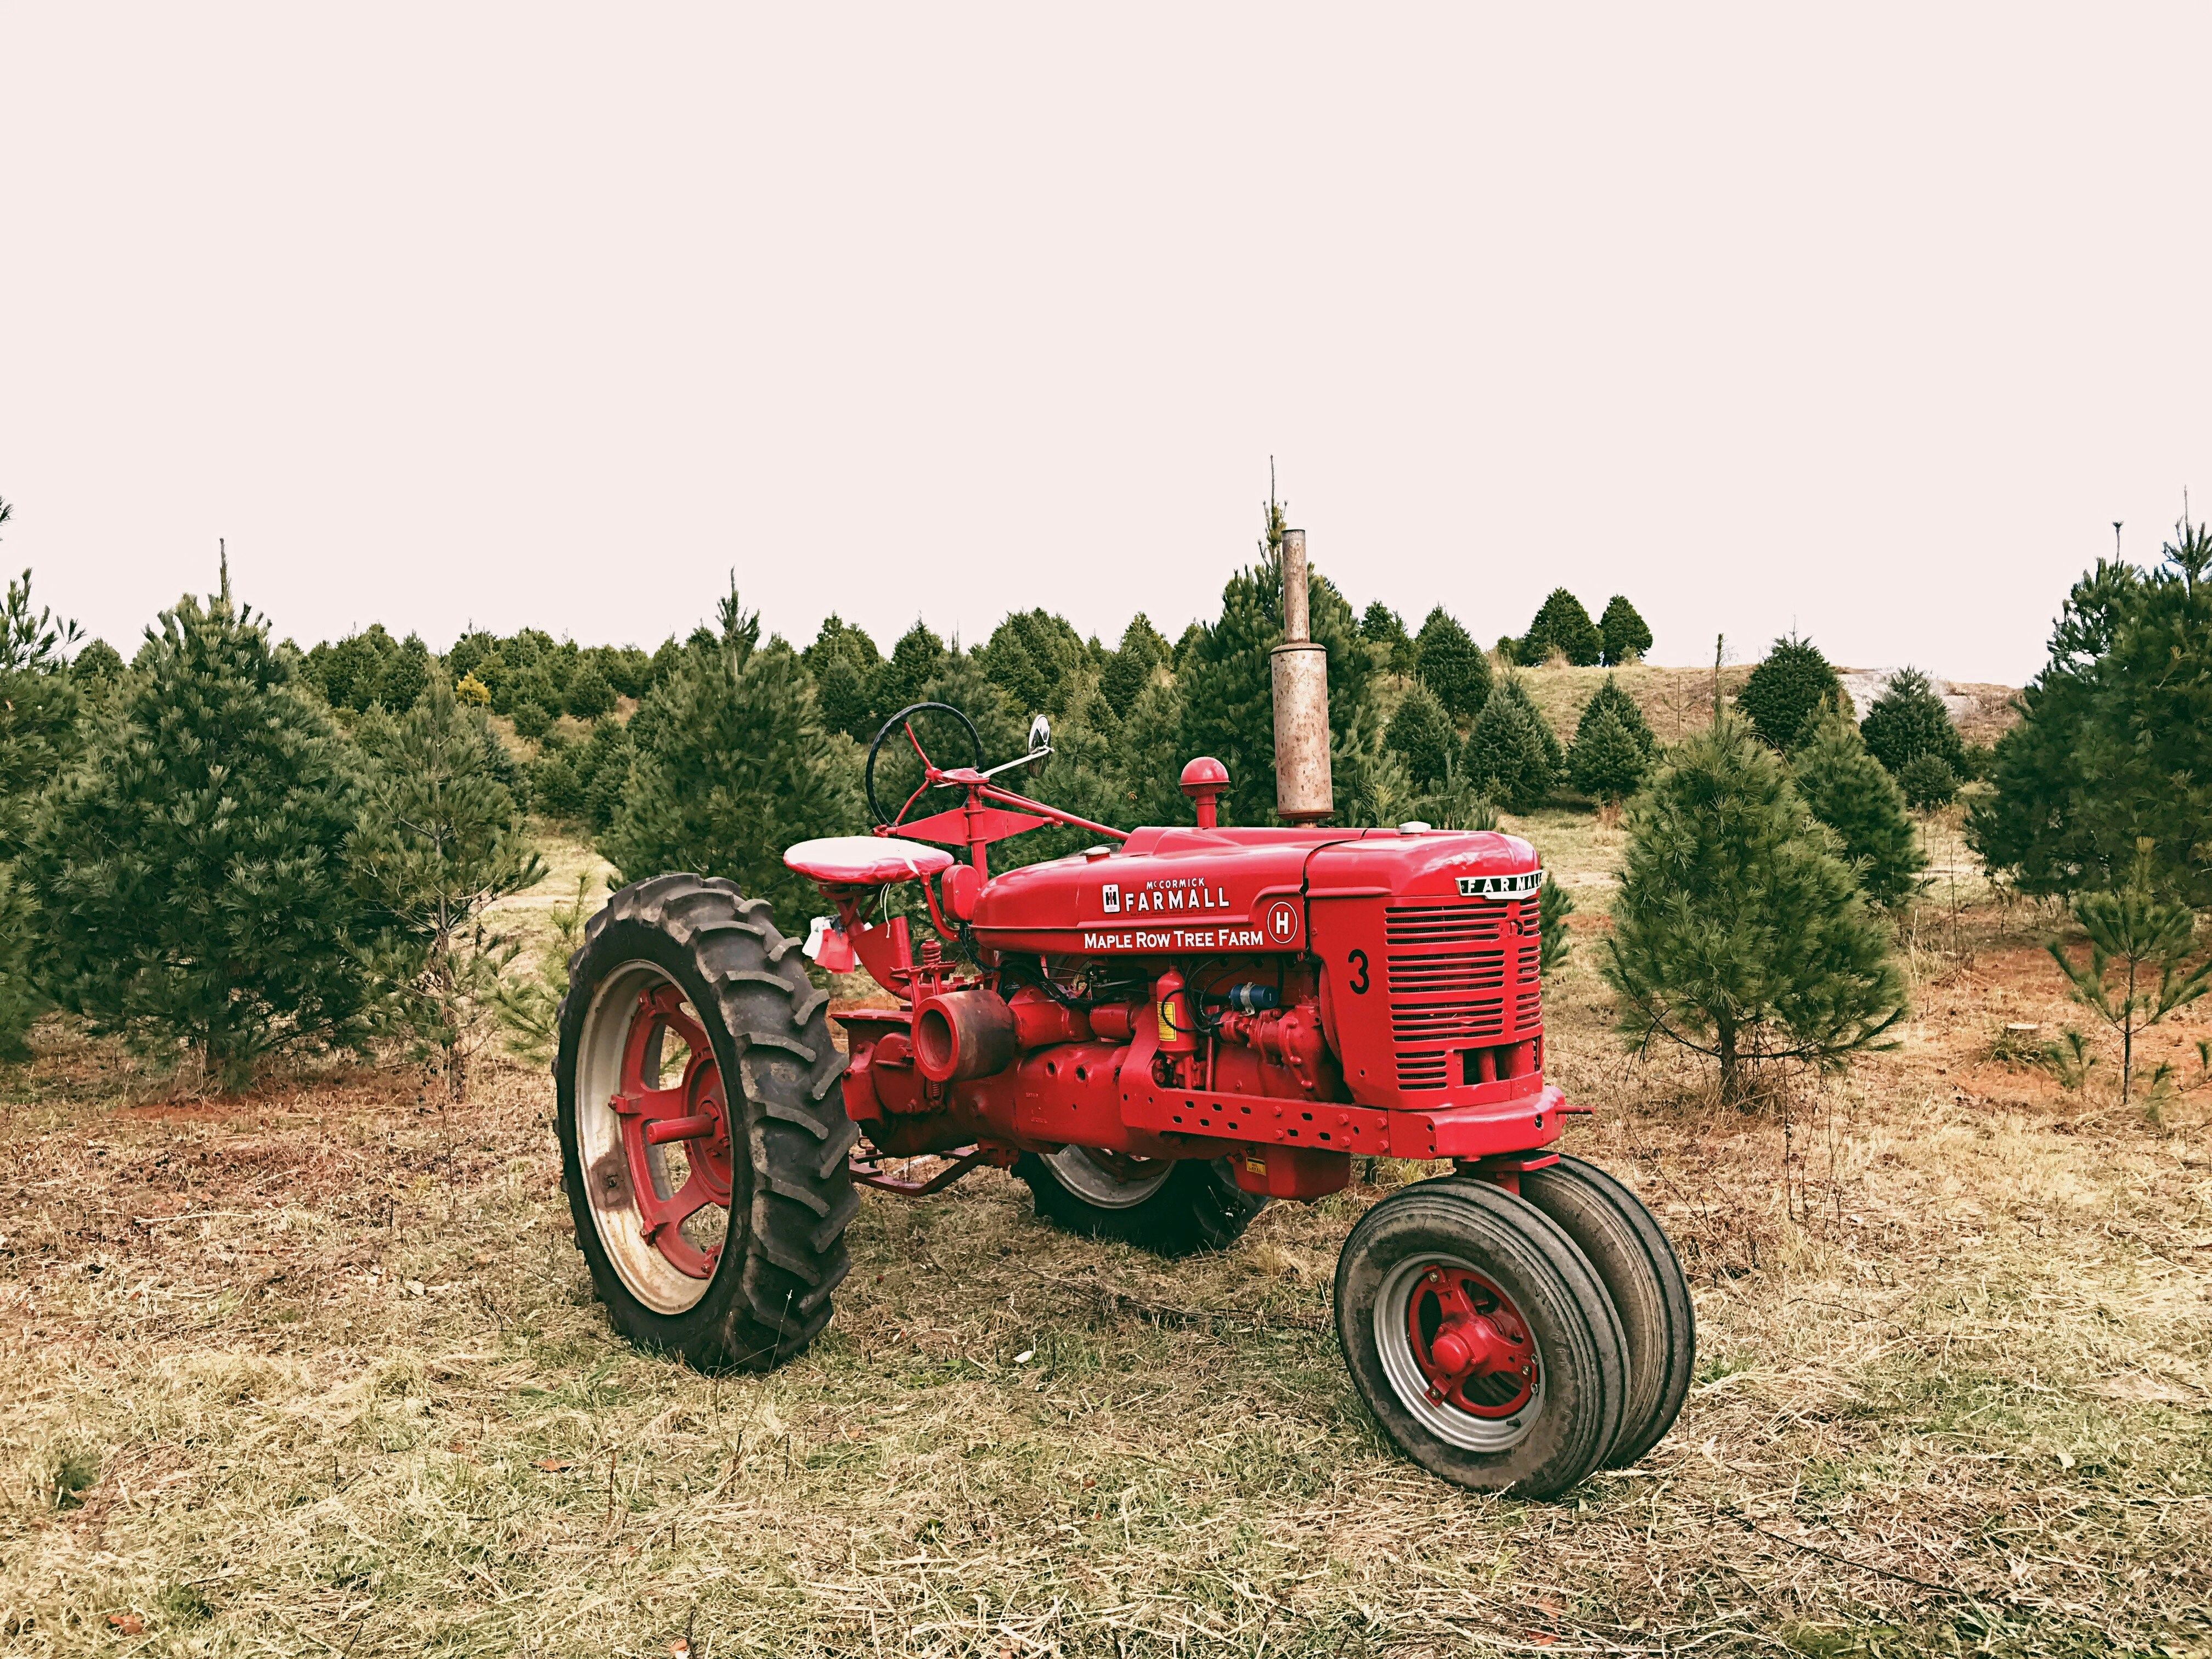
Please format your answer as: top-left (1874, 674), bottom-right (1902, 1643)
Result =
top-left (865, 702), bottom-right (983, 829)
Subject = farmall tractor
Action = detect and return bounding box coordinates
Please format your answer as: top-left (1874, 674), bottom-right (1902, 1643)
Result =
top-left (553, 533), bottom-right (1692, 1496)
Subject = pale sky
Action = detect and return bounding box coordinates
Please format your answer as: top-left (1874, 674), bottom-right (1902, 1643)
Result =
top-left (4, 6), bottom-right (2208, 686)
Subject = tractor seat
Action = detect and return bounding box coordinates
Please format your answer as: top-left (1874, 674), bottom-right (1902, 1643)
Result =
top-left (783, 836), bottom-right (956, 887)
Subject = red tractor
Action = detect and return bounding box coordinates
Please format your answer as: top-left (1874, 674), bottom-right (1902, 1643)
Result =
top-left (553, 534), bottom-right (1692, 1496)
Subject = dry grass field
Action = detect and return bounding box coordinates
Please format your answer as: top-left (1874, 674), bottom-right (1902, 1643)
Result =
top-left (5, 793), bottom-right (2211, 1656)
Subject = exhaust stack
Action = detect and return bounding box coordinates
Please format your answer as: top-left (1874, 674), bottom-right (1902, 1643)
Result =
top-left (1271, 527), bottom-right (1334, 823)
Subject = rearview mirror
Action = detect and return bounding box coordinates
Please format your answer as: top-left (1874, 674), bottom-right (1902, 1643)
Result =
top-left (1026, 714), bottom-right (1052, 776)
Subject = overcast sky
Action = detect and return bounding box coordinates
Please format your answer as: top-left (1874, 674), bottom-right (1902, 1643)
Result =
top-left (4, 6), bottom-right (2208, 686)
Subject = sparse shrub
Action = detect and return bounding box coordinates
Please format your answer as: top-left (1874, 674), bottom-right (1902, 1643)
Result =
top-left (1520, 588), bottom-right (1602, 667)
top-left (1736, 634), bottom-right (1843, 751)
top-left (495, 871), bottom-right (595, 1062)
top-left (1602, 717), bottom-right (1906, 1104)
top-left (1861, 666), bottom-right (1965, 778)
top-left (1898, 751), bottom-right (1959, 810)
top-left (23, 574), bottom-right (380, 1086)
top-left (350, 675), bottom-right (545, 1098)
top-left (1385, 681), bottom-right (1455, 790)
top-left (510, 700), bottom-right (553, 741)
top-left (1598, 595), bottom-right (1652, 666)
top-left (1790, 705), bottom-right (1925, 906)
top-left (1414, 607), bottom-right (1491, 720)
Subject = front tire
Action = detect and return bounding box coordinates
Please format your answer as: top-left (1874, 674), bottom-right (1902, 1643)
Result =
top-left (1014, 1148), bottom-right (1265, 1257)
top-left (1335, 1183), bottom-right (1628, 1497)
top-left (555, 874), bottom-right (859, 1370)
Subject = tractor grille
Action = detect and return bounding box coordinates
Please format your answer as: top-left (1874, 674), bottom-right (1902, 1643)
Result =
top-left (1384, 895), bottom-right (1537, 1092)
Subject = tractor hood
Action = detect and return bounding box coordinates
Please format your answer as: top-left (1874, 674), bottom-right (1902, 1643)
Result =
top-left (970, 825), bottom-right (1541, 959)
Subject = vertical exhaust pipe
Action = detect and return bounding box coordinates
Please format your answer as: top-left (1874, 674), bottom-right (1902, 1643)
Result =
top-left (1271, 527), bottom-right (1334, 823)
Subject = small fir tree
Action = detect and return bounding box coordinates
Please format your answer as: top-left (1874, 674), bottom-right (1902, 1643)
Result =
top-left (1492, 674), bottom-right (1566, 777)
top-left (1462, 684), bottom-right (1554, 812)
top-left (495, 871), bottom-right (596, 1063)
top-left (1418, 754), bottom-right (1500, 832)
top-left (875, 622), bottom-right (950, 715)
top-left (980, 630), bottom-right (1050, 715)
top-left (1790, 705), bottom-right (1926, 907)
top-left (1099, 613), bottom-right (1169, 714)
top-left (1573, 675), bottom-right (1657, 758)
top-left (351, 675), bottom-right (546, 1098)
top-left (1521, 588), bottom-right (1602, 666)
top-left (1359, 601), bottom-right (1417, 676)
top-left (1860, 667), bottom-right (1966, 778)
top-left (0, 541), bottom-right (83, 1057)
top-left (564, 662), bottom-right (615, 719)
top-left (1414, 607), bottom-right (1492, 720)
top-left (1897, 751), bottom-right (1959, 810)
top-left (510, 700), bottom-right (554, 741)
top-left (1538, 872), bottom-right (1576, 975)
top-left (1736, 634), bottom-right (1844, 751)
top-left (377, 633), bottom-right (432, 710)
top-left (1598, 595), bottom-right (1652, 666)
top-left (2044, 840), bottom-right (2212, 1105)
top-left (602, 585), bottom-right (862, 930)
top-left (454, 670), bottom-right (491, 707)
top-left (1385, 681), bottom-right (1456, 789)
top-left (23, 572), bottom-right (380, 1085)
top-left (71, 639), bottom-right (125, 684)
top-left (1602, 717), bottom-right (1906, 1103)
top-left (1568, 702), bottom-right (1651, 805)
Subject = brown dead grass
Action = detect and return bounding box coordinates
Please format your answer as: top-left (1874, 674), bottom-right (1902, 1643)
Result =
top-left (2, 825), bottom-right (2208, 1657)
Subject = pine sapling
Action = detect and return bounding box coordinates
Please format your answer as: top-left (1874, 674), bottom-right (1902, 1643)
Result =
top-left (2044, 840), bottom-right (2212, 1105)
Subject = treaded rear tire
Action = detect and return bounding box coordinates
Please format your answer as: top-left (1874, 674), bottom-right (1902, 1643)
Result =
top-left (1015, 1151), bottom-right (1265, 1257)
top-left (555, 873), bottom-right (857, 1370)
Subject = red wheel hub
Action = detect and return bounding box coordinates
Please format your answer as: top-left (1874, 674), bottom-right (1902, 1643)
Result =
top-left (1406, 1263), bottom-right (1537, 1418)
top-left (609, 984), bottom-right (733, 1280)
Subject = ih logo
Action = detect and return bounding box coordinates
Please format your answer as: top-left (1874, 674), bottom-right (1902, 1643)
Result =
top-left (1265, 899), bottom-right (1300, 944)
top-left (1101, 883), bottom-right (1121, 915)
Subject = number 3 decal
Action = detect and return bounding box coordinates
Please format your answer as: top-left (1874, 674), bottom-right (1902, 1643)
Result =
top-left (1346, 947), bottom-right (1370, 995)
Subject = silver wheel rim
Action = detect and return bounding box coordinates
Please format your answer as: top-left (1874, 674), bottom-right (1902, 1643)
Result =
top-left (1043, 1145), bottom-right (1174, 1209)
top-left (1374, 1251), bottom-right (1542, 1452)
top-left (574, 962), bottom-right (730, 1316)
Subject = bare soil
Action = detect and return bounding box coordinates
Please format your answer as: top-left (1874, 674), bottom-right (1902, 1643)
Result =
top-left (3, 815), bottom-right (2208, 1658)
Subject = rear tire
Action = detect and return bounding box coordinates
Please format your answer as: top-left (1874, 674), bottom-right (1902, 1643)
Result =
top-left (1517, 1158), bottom-right (1695, 1466)
top-left (1015, 1148), bottom-right (1265, 1257)
top-left (555, 874), bottom-right (857, 1371)
top-left (1335, 1183), bottom-right (1628, 1497)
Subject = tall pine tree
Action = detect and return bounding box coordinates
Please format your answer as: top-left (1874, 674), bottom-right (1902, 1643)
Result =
top-left (1598, 595), bottom-right (1652, 665)
top-left (1602, 717), bottom-right (1905, 1103)
top-left (1521, 588), bottom-right (1602, 666)
top-left (1414, 607), bottom-right (1492, 720)
top-left (1736, 634), bottom-right (1844, 750)
top-left (24, 568), bottom-right (380, 1085)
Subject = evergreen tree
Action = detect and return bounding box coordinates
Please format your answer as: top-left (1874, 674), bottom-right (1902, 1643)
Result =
top-left (1099, 613), bottom-right (1169, 715)
top-left (1573, 675), bottom-right (1657, 759)
top-left (1359, 601), bottom-right (1417, 676)
top-left (2044, 840), bottom-right (2212, 1105)
top-left (564, 662), bottom-right (615, 719)
top-left (23, 574), bottom-right (381, 1085)
top-left (1790, 704), bottom-right (1925, 906)
top-left (573, 718), bottom-right (638, 832)
top-left (350, 675), bottom-right (545, 1097)
top-left (1736, 634), bottom-right (1844, 750)
top-left (377, 633), bottom-right (432, 710)
top-left (1176, 552), bottom-right (1385, 827)
top-left (72, 639), bottom-right (125, 683)
top-left (602, 586), bottom-right (863, 932)
top-left (1538, 872), bottom-right (1576, 975)
top-left (1171, 620), bottom-right (1205, 672)
top-left (1462, 682), bottom-right (1554, 812)
top-left (1860, 667), bottom-right (1965, 778)
top-left (1602, 718), bottom-right (1906, 1103)
top-left (876, 621), bottom-right (948, 715)
top-left (0, 551), bottom-right (83, 1059)
top-left (1493, 673), bottom-right (1566, 777)
top-left (810, 647), bottom-right (876, 744)
top-left (980, 630), bottom-right (1050, 715)
top-left (1568, 702), bottom-right (1650, 805)
top-left (1969, 533), bottom-right (2212, 906)
top-left (454, 671), bottom-right (491, 707)
top-left (1521, 588), bottom-right (1602, 666)
top-left (494, 871), bottom-right (595, 1064)
top-left (1385, 681), bottom-right (1455, 789)
top-left (1414, 607), bottom-right (1492, 720)
top-left (1598, 595), bottom-right (1652, 666)
top-left (1118, 678), bottom-right (1192, 829)
top-left (511, 701), bottom-right (554, 741)
top-left (1897, 752), bottom-right (1959, 810)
